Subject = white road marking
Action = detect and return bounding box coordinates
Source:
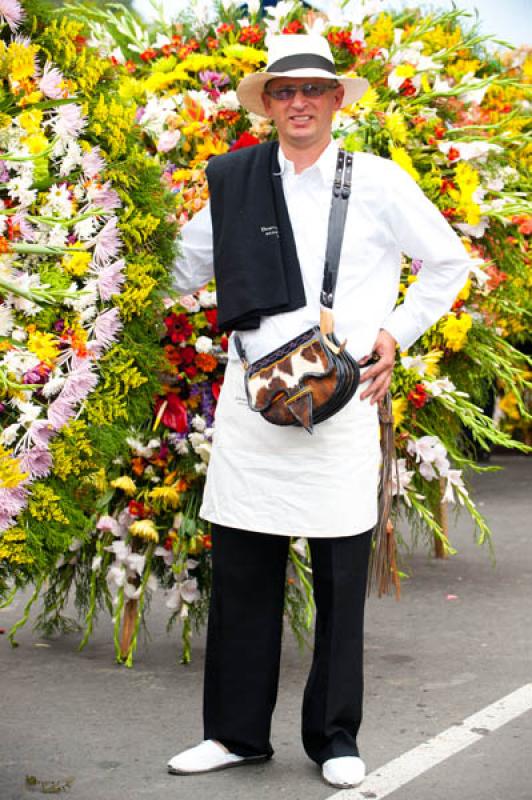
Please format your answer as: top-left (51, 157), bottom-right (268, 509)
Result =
top-left (325, 683), bottom-right (532, 800)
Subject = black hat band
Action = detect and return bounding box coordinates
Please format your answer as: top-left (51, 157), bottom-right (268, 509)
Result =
top-left (266, 53), bottom-right (337, 75)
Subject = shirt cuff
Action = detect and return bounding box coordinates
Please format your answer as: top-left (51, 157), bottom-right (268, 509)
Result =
top-left (381, 306), bottom-right (423, 353)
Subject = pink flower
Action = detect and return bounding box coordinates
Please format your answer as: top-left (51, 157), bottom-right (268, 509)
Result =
top-left (157, 130), bottom-right (180, 153)
top-left (86, 181), bottom-right (121, 213)
top-left (51, 103), bottom-right (87, 140)
top-left (96, 515), bottom-right (120, 536)
top-left (47, 397), bottom-right (76, 431)
top-left (39, 61), bottom-right (65, 99)
top-left (0, 485), bottom-right (28, 531)
top-left (95, 258), bottom-right (126, 301)
top-left (92, 217), bottom-right (122, 265)
top-left (0, 0), bottom-right (25, 32)
top-left (82, 147), bottom-right (106, 179)
top-left (27, 420), bottom-right (54, 448)
top-left (92, 307), bottom-right (122, 351)
top-left (61, 363), bottom-right (98, 404)
top-left (19, 447), bottom-right (53, 479)
top-left (179, 294), bottom-right (201, 313)
top-left (13, 212), bottom-right (37, 242)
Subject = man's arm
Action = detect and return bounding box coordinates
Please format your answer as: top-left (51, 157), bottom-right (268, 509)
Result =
top-left (172, 201), bottom-right (215, 295)
top-left (361, 160), bottom-right (473, 405)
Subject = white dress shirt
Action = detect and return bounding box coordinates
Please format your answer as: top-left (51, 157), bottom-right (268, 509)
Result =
top-left (172, 139), bottom-right (473, 538)
top-left (173, 139), bottom-right (473, 364)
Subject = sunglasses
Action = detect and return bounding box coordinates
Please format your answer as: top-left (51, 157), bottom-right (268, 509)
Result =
top-left (264, 82), bottom-right (339, 101)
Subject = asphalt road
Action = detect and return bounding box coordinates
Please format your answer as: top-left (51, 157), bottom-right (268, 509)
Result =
top-left (1, 455), bottom-right (530, 800)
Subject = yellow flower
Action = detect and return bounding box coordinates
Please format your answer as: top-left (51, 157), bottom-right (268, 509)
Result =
top-left (21, 133), bottom-right (49, 155)
top-left (454, 162), bottom-right (481, 225)
top-left (143, 68), bottom-right (189, 93)
top-left (223, 44), bottom-right (267, 67)
top-left (356, 86), bottom-right (379, 111)
top-left (441, 313), bottom-right (473, 352)
top-left (385, 111), bottom-right (408, 144)
top-left (498, 392), bottom-right (520, 421)
top-left (19, 109), bottom-right (44, 133)
top-left (0, 445), bottom-right (28, 489)
top-left (111, 476), bottom-right (137, 495)
top-left (422, 350), bottom-right (443, 377)
top-left (390, 146), bottom-right (420, 182)
top-left (7, 42), bottom-right (40, 82)
top-left (129, 519), bottom-right (159, 543)
top-left (456, 279), bottom-right (471, 302)
top-left (395, 64), bottom-right (416, 80)
top-left (365, 12), bottom-right (395, 48)
top-left (392, 397), bottom-right (408, 429)
top-left (62, 251), bottom-right (92, 277)
top-left (27, 330), bottom-right (60, 366)
top-left (193, 138), bottom-right (229, 163)
top-left (148, 485), bottom-right (182, 509)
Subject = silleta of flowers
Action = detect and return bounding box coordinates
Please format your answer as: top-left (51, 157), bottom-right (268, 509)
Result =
top-left (1, 0), bottom-right (530, 665)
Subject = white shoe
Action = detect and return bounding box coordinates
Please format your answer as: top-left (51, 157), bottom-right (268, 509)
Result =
top-left (167, 739), bottom-right (269, 775)
top-left (322, 755), bottom-right (366, 788)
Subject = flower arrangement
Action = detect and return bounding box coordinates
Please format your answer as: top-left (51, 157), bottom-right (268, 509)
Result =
top-left (1, 0), bottom-right (530, 665)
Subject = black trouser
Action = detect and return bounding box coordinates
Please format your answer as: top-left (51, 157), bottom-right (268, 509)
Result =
top-left (203, 523), bottom-right (372, 765)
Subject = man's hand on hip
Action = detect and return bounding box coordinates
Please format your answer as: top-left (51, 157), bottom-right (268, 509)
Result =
top-left (359, 329), bottom-right (397, 405)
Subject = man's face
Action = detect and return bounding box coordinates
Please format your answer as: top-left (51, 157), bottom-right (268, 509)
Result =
top-left (262, 77), bottom-right (344, 151)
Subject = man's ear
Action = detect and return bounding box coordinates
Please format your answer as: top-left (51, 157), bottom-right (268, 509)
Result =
top-left (262, 92), bottom-right (272, 115)
top-left (333, 84), bottom-right (345, 111)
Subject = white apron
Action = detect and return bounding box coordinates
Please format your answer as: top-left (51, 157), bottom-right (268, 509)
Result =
top-left (199, 358), bottom-right (380, 538)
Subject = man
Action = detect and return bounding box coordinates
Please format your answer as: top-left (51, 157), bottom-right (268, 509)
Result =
top-left (167, 34), bottom-right (472, 789)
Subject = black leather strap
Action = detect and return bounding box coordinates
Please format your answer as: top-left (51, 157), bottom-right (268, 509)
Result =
top-left (320, 149), bottom-right (353, 310)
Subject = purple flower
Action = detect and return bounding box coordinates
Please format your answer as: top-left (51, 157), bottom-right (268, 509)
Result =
top-left (51, 103), bottom-right (87, 140)
top-left (27, 420), bottom-right (54, 448)
top-left (61, 363), bottom-right (98, 404)
top-left (411, 259), bottom-right (423, 275)
top-left (13, 212), bottom-right (37, 242)
top-left (87, 181), bottom-right (121, 212)
top-left (0, 485), bottom-right (28, 532)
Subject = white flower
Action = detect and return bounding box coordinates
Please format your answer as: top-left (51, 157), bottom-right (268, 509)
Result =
top-left (157, 130), bottom-right (180, 153)
top-left (392, 458), bottom-right (415, 497)
top-left (10, 327), bottom-right (27, 343)
top-left (216, 91), bottom-right (240, 112)
top-left (175, 438), bottom-right (189, 455)
top-left (105, 539), bottom-right (130, 561)
top-left (192, 415), bottom-right (206, 432)
top-left (194, 462), bottom-right (208, 475)
top-left (124, 582), bottom-right (141, 600)
top-left (2, 349), bottom-right (39, 380)
top-left (0, 305), bottom-right (14, 336)
top-left (423, 377), bottom-right (460, 399)
top-left (291, 537), bottom-right (307, 558)
top-left (189, 432), bottom-right (204, 449)
top-left (456, 218), bottom-right (490, 238)
top-left (401, 354), bottom-right (427, 376)
top-left (125, 552), bottom-right (146, 576)
top-left (198, 289), bottom-right (217, 307)
top-left (438, 141), bottom-right (502, 163)
top-left (195, 335), bottom-right (213, 354)
top-left (106, 563), bottom-right (126, 589)
top-left (407, 435), bottom-right (450, 478)
top-left (92, 555), bottom-right (102, 571)
top-left (1, 423), bottom-right (20, 446)
top-left (195, 442), bottom-right (211, 463)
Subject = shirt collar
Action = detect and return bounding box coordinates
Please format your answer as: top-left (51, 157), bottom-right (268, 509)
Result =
top-left (277, 139), bottom-right (339, 186)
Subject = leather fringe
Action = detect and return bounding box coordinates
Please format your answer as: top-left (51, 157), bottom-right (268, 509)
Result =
top-left (368, 392), bottom-right (401, 599)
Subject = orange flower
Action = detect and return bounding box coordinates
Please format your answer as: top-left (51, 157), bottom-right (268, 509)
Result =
top-left (195, 352), bottom-right (217, 373)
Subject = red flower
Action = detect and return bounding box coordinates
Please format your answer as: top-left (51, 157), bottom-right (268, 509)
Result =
top-left (220, 334), bottom-right (229, 353)
top-left (230, 132), bottom-right (260, 152)
top-left (217, 23), bottom-right (234, 35)
top-left (155, 394), bottom-right (188, 432)
top-left (407, 384), bottom-right (428, 409)
top-left (204, 308), bottom-right (218, 332)
top-left (164, 313), bottom-right (193, 344)
top-left (140, 48), bottom-right (158, 62)
top-left (183, 365), bottom-right (198, 379)
top-left (399, 79), bottom-right (417, 97)
top-left (212, 378), bottom-right (224, 402)
top-left (447, 146), bottom-right (461, 161)
top-left (282, 20), bottom-right (304, 35)
top-left (128, 500), bottom-right (149, 518)
top-left (239, 24), bottom-right (264, 45)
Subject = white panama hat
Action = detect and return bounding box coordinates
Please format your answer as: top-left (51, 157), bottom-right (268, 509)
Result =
top-left (237, 34), bottom-right (369, 118)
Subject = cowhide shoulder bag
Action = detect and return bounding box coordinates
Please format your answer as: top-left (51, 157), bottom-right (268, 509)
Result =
top-left (234, 149), bottom-right (366, 435)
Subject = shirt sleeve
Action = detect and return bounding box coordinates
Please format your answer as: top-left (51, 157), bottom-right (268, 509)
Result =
top-left (380, 161), bottom-right (473, 351)
top-left (172, 201), bottom-right (215, 294)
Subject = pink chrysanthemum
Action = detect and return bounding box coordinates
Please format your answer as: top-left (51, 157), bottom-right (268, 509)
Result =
top-left (81, 147), bottom-right (106, 179)
top-left (0, 0), bottom-right (25, 32)
top-left (19, 447), bottom-right (53, 479)
top-left (92, 307), bottom-right (123, 351)
top-left (92, 217), bottom-right (122, 265)
top-left (94, 258), bottom-right (126, 301)
top-left (39, 61), bottom-right (65, 99)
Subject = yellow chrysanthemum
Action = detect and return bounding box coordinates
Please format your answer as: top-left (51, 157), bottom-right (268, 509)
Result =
top-left (111, 476), bottom-right (137, 495)
top-left (148, 485), bottom-right (182, 509)
top-left (129, 519), bottom-right (159, 543)
top-left (193, 138), bottom-right (229, 163)
top-left (143, 68), bottom-right (189, 93)
top-left (356, 86), bottom-right (379, 110)
top-left (441, 313), bottom-right (473, 352)
top-left (390, 146), bottom-right (420, 182)
top-left (7, 42), bottom-right (40, 82)
top-left (385, 111), bottom-right (408, 144)
top-left (62, 251), bottom-right (92, 277)
top-left (392, 397), bottom-right (408, 429)
top-left (423, 350), bottom-right (443, 377)
top-left (223, 44), bottom-right (267, 67)
top-left (365, 12), bottom-right (395, 48)
top-left (18, 109), bottom-right (44, 133)
top-left (27, 330), bottom-right (60, 367)
top-left (21, 132), bottom-right (49, 155)
top-left (0, 446), bottom-right (29, 489)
